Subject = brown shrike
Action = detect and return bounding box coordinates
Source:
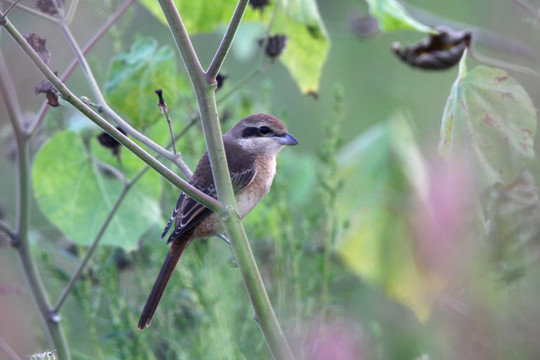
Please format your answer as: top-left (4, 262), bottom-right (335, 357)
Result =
top-left (138, 113), bottom-right (298, 329)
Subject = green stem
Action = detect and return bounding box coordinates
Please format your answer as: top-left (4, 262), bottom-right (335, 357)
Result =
top-left (0, 15), bottom-right (222, 212)
top-left (206, 0), bottom-right (249, 78)
top-left (0, 50), bottom-right (71, 360)
top-left (158, 1), bottom-right (294, 359)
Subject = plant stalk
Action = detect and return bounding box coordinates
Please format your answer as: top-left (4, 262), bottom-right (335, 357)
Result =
top-left (0, 49), bottom-right (71, 360)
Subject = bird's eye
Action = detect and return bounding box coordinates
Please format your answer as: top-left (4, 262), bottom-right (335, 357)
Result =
top-left (258, 126), bottom-right (272, 135)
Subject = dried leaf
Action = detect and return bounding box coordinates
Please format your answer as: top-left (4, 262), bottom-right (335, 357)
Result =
top-left (392, 26), bottom-right (472, 70)
top-left (34, 76), bottom-right (60, 107)
top-left (23, 33), bottom-right (51, 65)
top-left (35, 0), bottom-right (64, 15)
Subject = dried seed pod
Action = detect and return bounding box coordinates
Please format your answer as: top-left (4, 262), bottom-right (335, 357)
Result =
top-left (249, 0), bottom-right (270, 11)
top-left (258, 34), bottom-right (288, 60)
top-left (216, 73), bottom-right (227, 91)
top-left (35, 0), bottom-right (64, 15)
top-left (97, 127), bottom-right (127, 156)
top-left (392, 26), bottom-right (472, 70)
top-left (34, 77), bottom-right (60, 107)
top-left (23, 33), bottom-right (51, 65)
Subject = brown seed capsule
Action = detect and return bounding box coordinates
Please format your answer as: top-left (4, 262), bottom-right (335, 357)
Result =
top-left (35, 0), bottom-right (65, 15)
top-left (259, 34), bottom-right (287, 60)
top-left (97, 127), bottom-right (127, 156)
top-left (392, 26), bottom-right (472, 70)
top-left (23, 33), bottom-right (51, 65)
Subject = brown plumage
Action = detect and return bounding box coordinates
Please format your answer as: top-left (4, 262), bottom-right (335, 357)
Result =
top-left (138, 113), bottom-right (298, 329)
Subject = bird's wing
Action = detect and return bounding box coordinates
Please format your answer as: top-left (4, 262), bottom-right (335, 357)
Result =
top-left (163, 150), bottom-right (257, 244)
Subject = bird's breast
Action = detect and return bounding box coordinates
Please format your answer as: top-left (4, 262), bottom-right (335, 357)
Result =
top-left (236, 155), bottom-right (277, 219)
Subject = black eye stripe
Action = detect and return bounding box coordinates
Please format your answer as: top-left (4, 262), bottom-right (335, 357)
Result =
top-left (242, 127), bottom-right (259, 138)
top-left (241, 126), bottom-right (276, 138)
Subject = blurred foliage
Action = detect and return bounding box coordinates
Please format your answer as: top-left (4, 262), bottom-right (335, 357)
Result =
top-left (33, 130), bottom-right (162, 251)
top-left (365, 0), bottom-right (431, 32)
top-left (104, 38), bottom-right (181, 128)
top-left (140, 0), bottom-right (329, 94)
top-left (439, 56), bottom-right (537, 189)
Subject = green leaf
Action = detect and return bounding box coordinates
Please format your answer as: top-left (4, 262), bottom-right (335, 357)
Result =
top-left (365, 0), bottom-right (431, 33)
top-left (139, 0), bottom-right (329, 94)
top-left (33, 131), bottom-right (162, 251)
top-left (140, 0), bottom-right (253, 33)
top-left (336, 115), bottom-right (440, 322)
top-left (438, 64), bottom-right (536, 188)
top-left (104, 38), bottom-right (178, 128)
top-left (274, 0), bottom-right (330, 95)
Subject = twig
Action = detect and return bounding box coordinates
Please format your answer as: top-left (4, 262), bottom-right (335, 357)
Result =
top-left (0, 219), bottom-right (16, 240)
top-left (512, 0), bottom-right (539, 17)
top-left (155, 89), bottom-right (177, 155)
top-left (0, 0), bottom-right (22, 20)
top-left (207, 0), bottom-right (250, 78)
top-left (0, 335), bottom-right (21, 360)
top-left (27, 0), bottom-right (135, 136)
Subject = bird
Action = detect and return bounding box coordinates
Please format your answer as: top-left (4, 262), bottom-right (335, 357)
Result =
top-left (138, 113), bottom-right (298, 329)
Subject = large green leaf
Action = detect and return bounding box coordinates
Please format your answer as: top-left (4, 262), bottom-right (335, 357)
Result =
top-left (439, 59), bottom-right (536, 188)
top-left (104, 38), bottom-right (179, 128)
top-left (273, 0), bottom-right (330, 95)
top-left (33, 131), bottom-right (162, 251)
top-left (139, 0), bottom-right (329, 95)
top-left (365, 0), bottom-right (431, 32)
top-left (336, 115), bottom-right (440, 322)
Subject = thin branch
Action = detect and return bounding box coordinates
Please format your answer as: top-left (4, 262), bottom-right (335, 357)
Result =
top-left (0, 335), bottom-right (21, 360)
top-left (0, 0), bottom-right (22, 20)
top-left (0, 219), bottom-right (16, 240)
top-left (0, 15), bottom-right (222, 212)
top-left (512, 0), bottom-right (539, 17)
top-left (27, 0), bottom-right (135, 137)
top-left (64, 0), bottom-right (78, 24)
top-left (0, 48), bottom-right (71, 360)
top-left (207, 0), bottom-right (250, 78)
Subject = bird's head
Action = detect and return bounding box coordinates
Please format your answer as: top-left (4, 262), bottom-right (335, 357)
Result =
top-left (226, 113), bottom-right (298, 156)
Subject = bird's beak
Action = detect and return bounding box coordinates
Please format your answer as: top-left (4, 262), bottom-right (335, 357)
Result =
top-left (278, 133), bottom-right (298, 146)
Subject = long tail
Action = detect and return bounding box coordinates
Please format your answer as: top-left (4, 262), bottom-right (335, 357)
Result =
top-left (138, 241), bottom-right (187, 330)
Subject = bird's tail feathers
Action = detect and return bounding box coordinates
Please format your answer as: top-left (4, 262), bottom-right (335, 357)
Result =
top-left (138, 241), bottom-right (187, 330)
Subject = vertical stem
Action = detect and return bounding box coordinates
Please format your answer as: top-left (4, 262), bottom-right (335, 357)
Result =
top-left (0, 50), bottom-right (71, 360)
top-left (158, 1), bottom-right (294, 359)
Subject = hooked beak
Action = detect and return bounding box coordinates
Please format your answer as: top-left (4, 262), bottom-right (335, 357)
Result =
top-left (278, 133), bottom-right (299, 146)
